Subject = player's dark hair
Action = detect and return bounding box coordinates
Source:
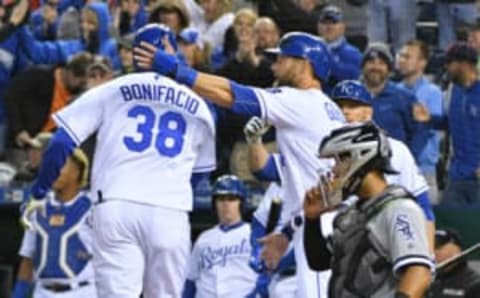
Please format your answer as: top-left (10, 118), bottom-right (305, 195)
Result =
top-left (405, 39), bottom-right (430, 61)
top-left (65, 52), bottom-right (94, 77)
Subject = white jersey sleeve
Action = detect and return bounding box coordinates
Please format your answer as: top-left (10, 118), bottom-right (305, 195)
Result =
top-left (378, 200), bottom-right (434, 274)
top-left (19, 229), bottom-right (36, 258)
top-left (53, 86), bottom-right (107, 144)
top-left (387, 138), bottom-right (429, 196)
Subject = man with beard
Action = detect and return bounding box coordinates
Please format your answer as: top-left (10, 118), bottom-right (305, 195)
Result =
top-left (414, 42), bottom-right (480, 207)
top-left (134, 31), bottom-right (345, 298)
top-left (4, 52), bottom-right (92, 150)
top-left (361, 42), bottom-right (426, 160)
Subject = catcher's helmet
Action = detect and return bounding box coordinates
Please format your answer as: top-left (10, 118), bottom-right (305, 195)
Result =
top-left (331, 80), bottom-right (372, 106)
top-left (133, 23), bottom-right (177, 52)
top-left (265, 32), bottom-right (331, 82)
top-left (212, 175), bottom-right (247, 201)
top-left (318, 121), bottom-right (397, 198)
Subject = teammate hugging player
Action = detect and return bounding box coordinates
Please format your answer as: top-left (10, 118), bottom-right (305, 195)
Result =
top-left (134, 30), bottom-right (345, 298)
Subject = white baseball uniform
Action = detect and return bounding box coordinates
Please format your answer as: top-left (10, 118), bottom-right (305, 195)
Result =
top-left (254, 86), bottom-right (345, 298)
top-left (53, 72), bottom-right (216, 298)
top-left (253, 183), bottom-right (297, 298)
top-left (187, 222), bottom-right (257, 297)
top-left (19, 192), bottom-right (96, 298)
top-left (387, 137), bottom-right (429, 196)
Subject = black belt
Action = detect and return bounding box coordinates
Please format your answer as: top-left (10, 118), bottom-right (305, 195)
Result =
top-left (43, 281), bottom-right (90, 293)
top-left (278, 267), bottom-right (296, 277)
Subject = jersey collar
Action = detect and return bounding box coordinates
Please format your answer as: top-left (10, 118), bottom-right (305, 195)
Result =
top-left (219, 221), bottom-right (244, 232)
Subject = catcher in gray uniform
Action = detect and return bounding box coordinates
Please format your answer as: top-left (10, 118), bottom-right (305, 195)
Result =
top-left (303, 121), bottom-right (434, 298)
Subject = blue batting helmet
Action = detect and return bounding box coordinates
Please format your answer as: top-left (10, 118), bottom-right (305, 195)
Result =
top-left (133, 23), bottom-right (178, 52)
top-left (264, 32), bottom-right (331, 82)
top-left (212, 175), bottom-right (247, 201)
top-left (331, 80), bottom-right (372, 105)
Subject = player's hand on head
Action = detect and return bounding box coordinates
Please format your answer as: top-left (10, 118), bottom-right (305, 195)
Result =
top-left (133, 41), bottom-right (179, 76)
top-left (244, 117), bottom-right (271, 144)
top-left (258, 232), bottom-right (289, 271)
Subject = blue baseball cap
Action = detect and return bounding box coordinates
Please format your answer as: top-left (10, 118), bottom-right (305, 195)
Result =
top-left (331, 80), bottom-right (372, 106)
top-left (319, 5), bottom-right (343, 23)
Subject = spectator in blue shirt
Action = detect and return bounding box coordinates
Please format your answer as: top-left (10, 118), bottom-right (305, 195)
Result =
top-left (361, 42), bottom-right (426, 160)
top-left (317, 5), bottom-right (362, 93)
top-left (396, 40), bottom-right (443, 204)
top-left (30, 0), bottom-right (60, 41)
top-left (414, 42), bottom-right (480, 207)
top-left (18, 2), bottom-right (121, 71)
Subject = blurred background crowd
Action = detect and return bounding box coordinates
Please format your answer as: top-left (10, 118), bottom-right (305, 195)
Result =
top-left (1, 0), bottom-right (480, 295)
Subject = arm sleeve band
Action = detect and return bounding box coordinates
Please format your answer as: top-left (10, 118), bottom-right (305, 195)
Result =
top-left (415, 191), bottom-right (435, 221)
top-left (230, 81), bottom-right (261, 117)
top-left (252, 155), bottom-right (280, 182)
top-left (304, 218), bottom-right (332, 271)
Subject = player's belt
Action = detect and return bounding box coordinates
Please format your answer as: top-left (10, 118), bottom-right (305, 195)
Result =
top-left (43, 280), bottom-right (90, 292)
top-left (278, 267), bottom-right (296, 278)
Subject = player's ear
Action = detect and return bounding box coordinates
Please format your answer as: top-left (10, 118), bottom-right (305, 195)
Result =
top-left (364, 107), bottom-right (374, 120)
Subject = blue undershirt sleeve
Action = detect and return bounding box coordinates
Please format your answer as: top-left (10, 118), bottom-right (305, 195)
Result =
top-left (30, 128), bottom-right (76, 199)
top-left (252, 155), bottom-right (280, 182)
top-left (415, 191), bottom-right (435, 221)
top-left (229, 81), bottom-right (262, 117)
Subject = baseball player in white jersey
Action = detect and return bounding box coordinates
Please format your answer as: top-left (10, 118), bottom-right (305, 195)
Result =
top-left (183, 175), bottom-right (257, 298)
top-left (13, 149), bottom-right (96, 298)
top-left (134, 31), bottom-right (345, 298)
top-left (21, 24), bottom-right (216, 298)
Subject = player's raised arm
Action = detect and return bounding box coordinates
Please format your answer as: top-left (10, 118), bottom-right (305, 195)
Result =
top-left (133, 41), bottom-right (237, 108)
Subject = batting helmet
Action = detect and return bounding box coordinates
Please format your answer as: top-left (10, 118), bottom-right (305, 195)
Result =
top-left (331, 80), bottom-right (372, 105)
top-left (212, 175), bottom-right (247, 201)
top-left (264, 32), bottom-right (331, 82)
top-left (133, 23), bottom-right (178, 52)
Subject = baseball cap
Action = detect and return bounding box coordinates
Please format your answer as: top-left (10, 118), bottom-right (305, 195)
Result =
top-left (445, 42), bottom-right (478, 65)
top-left (319, 5), bottom-right (343, 23)
top-left (87, 56), bottom-right (113, 77)
top-left (362, 42), bottom-right (394, 70)
top-left (435, 229), bottom-right (463, 249)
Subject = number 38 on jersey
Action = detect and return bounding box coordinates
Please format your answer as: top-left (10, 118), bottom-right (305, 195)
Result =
top-left (123, 105), bottom-right (187, 157)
